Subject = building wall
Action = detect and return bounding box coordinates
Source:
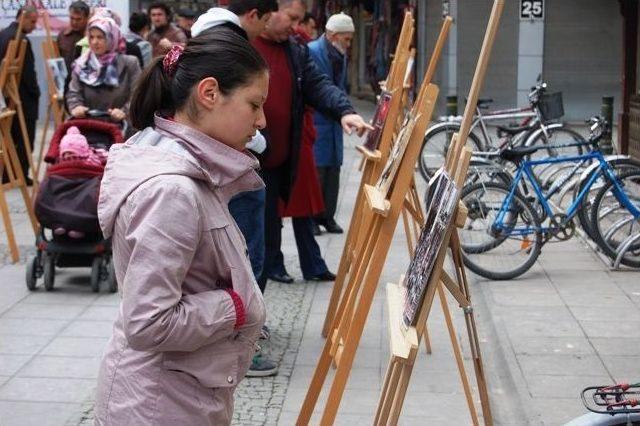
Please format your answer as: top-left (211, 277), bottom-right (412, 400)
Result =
top-left (544, 0), bottom-right (622, 121)
top-left (457, 0), bottom-right (519, 114)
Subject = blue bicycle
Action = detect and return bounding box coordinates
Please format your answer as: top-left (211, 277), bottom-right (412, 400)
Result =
top-left (460, 118), bottom-right (640, 280)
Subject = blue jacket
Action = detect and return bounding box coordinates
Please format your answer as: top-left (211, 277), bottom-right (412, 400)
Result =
top-left (308, 36), bottom-right (349, 167)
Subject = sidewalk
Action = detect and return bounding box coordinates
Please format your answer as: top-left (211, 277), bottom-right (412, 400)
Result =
top-left (0, 99), bottom-right (637, 425)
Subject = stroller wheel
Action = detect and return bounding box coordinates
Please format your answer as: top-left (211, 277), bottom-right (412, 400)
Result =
top-left (25, 256), bottom-right (38, 291)
top-left (43, 254), bottom-right (56, 291)
top-left (106, 259), bottom-right (117, 293)
top-left (90, 257), bottom-right (103, 293)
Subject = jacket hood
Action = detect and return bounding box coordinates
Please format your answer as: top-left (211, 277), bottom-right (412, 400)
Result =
top-left (98, 116), bottom-right (263, 238)
top-left (191, 8), bottom-right (241, 37)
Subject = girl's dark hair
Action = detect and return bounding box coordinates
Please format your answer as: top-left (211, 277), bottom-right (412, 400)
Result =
top-left (130, 28), bottom-right (268, 130)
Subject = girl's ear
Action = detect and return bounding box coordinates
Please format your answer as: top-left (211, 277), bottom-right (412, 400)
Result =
top-left (196, 77), bottom-right (220, 110)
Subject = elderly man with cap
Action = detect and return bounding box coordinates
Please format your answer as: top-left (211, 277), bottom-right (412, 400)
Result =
top-left (308, 12), bottom-right (355, 235)
top-left (176, 8), bottom-right (198, 39)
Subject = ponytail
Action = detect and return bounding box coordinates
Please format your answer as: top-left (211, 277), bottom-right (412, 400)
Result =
top-left (129, 28), bottom-right (268, 131)
top-left (129, 57), bottom-right (173, 130)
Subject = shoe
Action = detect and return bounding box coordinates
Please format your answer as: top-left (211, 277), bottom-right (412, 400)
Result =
top-left (306, 271), bottom-right (337, 282)
top-left (268, 272), bottom-right (294, 283)
top-left (323, 220), bottom-right (343, 234)
top-left (260, 325), bottom-right (271, 341)
top-left (246, 353), bottom-right (278, 377)
top-left (312, 222), bottom-right (322, 236)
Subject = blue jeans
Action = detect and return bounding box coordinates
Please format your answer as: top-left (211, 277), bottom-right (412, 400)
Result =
top-left (228, 188), bottom-right (266, 288)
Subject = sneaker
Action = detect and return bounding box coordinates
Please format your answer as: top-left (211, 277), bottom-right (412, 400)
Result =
top-left (246, 353), bottom-right (278, 377)
top-left (260, 325), bottom-right (271, 341)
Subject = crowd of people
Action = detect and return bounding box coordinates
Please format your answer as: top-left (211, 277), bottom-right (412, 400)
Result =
top-left (3, 1), bottom-right (372, 424)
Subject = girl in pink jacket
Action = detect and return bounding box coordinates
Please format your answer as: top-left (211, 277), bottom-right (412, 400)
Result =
top-left (94, 29), bottom-right (269, 425)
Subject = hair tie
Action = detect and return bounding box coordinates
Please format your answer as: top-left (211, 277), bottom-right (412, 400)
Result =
top-left (163, 45), bottom-right (184, 77)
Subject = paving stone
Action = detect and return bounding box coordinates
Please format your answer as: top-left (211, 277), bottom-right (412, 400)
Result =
top-left (0, 377), bottom-right (95, 403)
top-left (525, 374), bottom-right (612, 398)
top-left (16, 356), bottom-right (101, 380)
top-left (0, 401), bottom-right (82, 426)
top-left (0, 354), bottom-right (32, 376)
top-left (2, 303), bottom-right (86, 320)
top-left (41, 337), bottom-right (108, 358)
top-left (516, 354), bottom-right (608, 377)
top-left (59, 321), bottom-right (114, 338)
top-left (0, 318), bottom-right (69, 337)
top-left (0, 335), bottom-right (52, 356)
top-left (76, 306), bottom-right (119, 322)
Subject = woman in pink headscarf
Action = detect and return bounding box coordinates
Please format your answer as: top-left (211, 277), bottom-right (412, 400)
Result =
top-left (67, 16), bottom-right (141, 123)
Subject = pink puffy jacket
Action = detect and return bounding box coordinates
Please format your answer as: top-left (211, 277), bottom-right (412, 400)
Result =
top-left (94, 115), bottom-right (266, 425)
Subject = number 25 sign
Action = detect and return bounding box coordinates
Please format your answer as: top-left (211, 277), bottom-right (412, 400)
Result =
top-left (520, 0), bottom-right (544, 20)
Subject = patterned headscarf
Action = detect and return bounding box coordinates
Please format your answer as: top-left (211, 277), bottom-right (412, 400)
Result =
top-left (72, 16), bottom-right (123, 87)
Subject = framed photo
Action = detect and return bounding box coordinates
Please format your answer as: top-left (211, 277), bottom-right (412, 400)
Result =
top-left (46, 58), bottom-right (67, 99)
top-left (363, 91), bottom-right (393, 152)
top-left (375, 111), bottom-right (420, 198)
top-left (401, 168), bottom-right (458, 327)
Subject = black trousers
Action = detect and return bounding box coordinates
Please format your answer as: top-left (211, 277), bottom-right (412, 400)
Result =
top-left (258, 167), bottom-right (329, 290)
top-left (315, 165), bottom-right (340, 223)
top-left (6, 102), bottom-right (37, 180)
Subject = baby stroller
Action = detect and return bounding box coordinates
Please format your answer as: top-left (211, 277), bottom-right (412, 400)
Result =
top-left (26, 113), bottom-right (124, 292)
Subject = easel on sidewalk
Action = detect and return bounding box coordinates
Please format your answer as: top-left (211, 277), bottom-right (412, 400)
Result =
top-left (37, 11), bottom-right (65, 177)
top-left (296, 32), bottom-right (445, 421)
top-left (374, 1), bottom-right (504, 424)
top-left (0, 13), bottom-right (40, 197)
top-left (321, 12), bottom-right (414, 338)
top-left (321, 14), bottom-right (453, 339)
top-left (0, 13), bottom-right (39, 250)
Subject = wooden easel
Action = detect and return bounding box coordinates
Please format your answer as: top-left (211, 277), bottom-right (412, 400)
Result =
top-left (0, 108), bottom-right (21, 262)
top-left (296, 36), bottom-right (445, 422)
top-left (0, 13), bottom-right (38, 236)
top-left (321, 15), bottom-right (453, 339)
top-left (0, 18), bottom-right (40, 197)
top-left (37, 11), bottom-right (64, 177)
top-left (374, 1), bottom-right (505, 424)
top-left (321, 12), bottom-right (414, 338)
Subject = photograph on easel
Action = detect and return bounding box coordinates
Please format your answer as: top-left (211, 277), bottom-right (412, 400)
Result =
top-left (362, 90), bottom-right (393, 152)
top-left (375, 111), bottom-right (419, 197)
top-left (401, 168), bottom-right (458, 327)
top-left (46, 58), bottom-right (67, 99)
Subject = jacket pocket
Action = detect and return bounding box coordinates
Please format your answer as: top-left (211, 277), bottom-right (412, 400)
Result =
top-left (162, 341), bottom-right (244, 388)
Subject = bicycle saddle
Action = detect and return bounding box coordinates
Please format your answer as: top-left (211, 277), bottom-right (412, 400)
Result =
top-left (496, 124), bottom-right (529, 136)
top-left (499, 145), bottom-right (539, 162)
top-left (464, 97), bottom-right (494, 109)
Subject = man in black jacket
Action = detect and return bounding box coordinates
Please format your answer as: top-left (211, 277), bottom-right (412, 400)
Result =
top-left (252, 0), bottom-right (370, 288)
top-left (0, 6), bottom-right (40, 185)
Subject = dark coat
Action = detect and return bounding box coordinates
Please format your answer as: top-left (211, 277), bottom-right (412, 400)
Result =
top-left (309, 36), bottom-right (349, 167)
top-left (0, 22), bottom-right (40, 120)
top-left (260, 37), bottom-right (355, 202)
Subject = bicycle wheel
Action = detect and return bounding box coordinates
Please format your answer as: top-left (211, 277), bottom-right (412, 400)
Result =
top-left (419, 123), bottom-right (483, 181)
top-left (465, 158), bottom-right (513, 187)
top-left (526, 126), bottom-right (587, 161)
top-left (590, 169), bottom-right (640, 268)
top-left (460, 181), bottom-right (543, 280)
top-left (576, 158), bottom-right (640, 240)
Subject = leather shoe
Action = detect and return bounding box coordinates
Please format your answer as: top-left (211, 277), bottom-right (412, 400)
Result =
top-left (268, 272), bottom-right (294, 284)
top-left (312, 222), bottom-right (322, 236)
top-left (306, 271), bottom-right (337, 282)
top-left (323, 220), bottom-right (343, 234)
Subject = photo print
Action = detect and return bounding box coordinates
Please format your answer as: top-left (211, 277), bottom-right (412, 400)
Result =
top-left (363, 90), bottom-right (393, 152)
top-left (401, 169), bottom-right (458, 327)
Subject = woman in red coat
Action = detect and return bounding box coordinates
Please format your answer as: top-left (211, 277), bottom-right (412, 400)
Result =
top-left (268, 25), bottom-right (332, 283)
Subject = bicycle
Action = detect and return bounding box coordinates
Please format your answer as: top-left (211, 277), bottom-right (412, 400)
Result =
top-left (419, 82), bottom-right (585, 180)
top-left (566, 382), bottom-right (640, 425)
top-left (458, 118), bottom-right (640, 280)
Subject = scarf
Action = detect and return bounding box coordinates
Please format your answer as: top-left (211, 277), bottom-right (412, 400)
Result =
top-left (73, 17), bottom-right (122, 87)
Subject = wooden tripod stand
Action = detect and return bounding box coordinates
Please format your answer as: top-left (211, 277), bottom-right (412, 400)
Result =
top-left (374, 1), bottom-right (505, 424)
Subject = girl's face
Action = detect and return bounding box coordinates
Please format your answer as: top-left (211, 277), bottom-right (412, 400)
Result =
top-left (199, 71), bottom-right (269, 151)
top-left (89, 28), bottom-right (108, 56)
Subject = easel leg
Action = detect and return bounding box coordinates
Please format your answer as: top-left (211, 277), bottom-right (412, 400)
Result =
top-left (35, 103), bottom-right (51, 179)
top-left (375, 358), bottom-right (400, 425)
top-left (451, 231), bottom-right (493, 425)
top-left (437, 282), bottom-right (480, 426)
top-left (388, 363), bottom-right (413, 426)
top-left (0, 157), bottom-right (18, 262)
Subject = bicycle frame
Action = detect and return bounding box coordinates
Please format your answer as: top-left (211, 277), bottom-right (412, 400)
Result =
top-left (494, 149), bottom-right (640, 236)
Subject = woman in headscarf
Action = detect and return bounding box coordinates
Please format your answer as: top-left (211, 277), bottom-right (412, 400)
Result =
top-left (66, 16), bottom-right (141, 123)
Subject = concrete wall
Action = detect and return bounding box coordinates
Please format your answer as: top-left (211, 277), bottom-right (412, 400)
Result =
top-left (544, 0), bottom-right (622, 121)
top-left (457, 0), bottom-right (519, 113)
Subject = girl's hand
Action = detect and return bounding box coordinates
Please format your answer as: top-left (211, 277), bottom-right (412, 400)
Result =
top-left (71, 105), bottom-right (88, 118)
top-left (109, 108), bottom-right (126, 122)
